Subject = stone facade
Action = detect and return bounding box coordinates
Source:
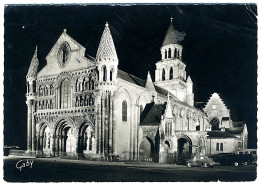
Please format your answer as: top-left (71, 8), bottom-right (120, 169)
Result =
top-left (204, 93), bottom-right (248, 155)
top-left (25, 20), bottom-right (248, 162)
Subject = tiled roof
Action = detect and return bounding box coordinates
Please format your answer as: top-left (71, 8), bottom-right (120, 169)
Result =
top-left (96, 22), bottom-right (118, 61)
top-left (140, 102), bottom-right (166, 126)
top-left (207, 130), bottom-right (236, 138)
top-left (27, 46), bottom-right (39, 77)
top-left (226, 128), bottom-right (243, 135)
top-left (162, 22), bottom-right (186, 46)
top-left (117, 69), bottom-right (146, 87)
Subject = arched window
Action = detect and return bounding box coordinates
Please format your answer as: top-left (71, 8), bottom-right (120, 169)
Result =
top-left (39, 86), bottom-right (43, 96)
top-left (174, 48), bottom-right (177, 58)
top-left (50, 85), bottom-right (54, 95)
top-left (50, 100), bottom-right (53, 109)
top-left (82, 78), bottom-right (86, 91)
top-left (196, 125), bottom-right (200, 131)
top-left (62, 47), bottom-right (67, 65)
top-left (60, 78), bottom-right (71, 109)
top-left (110, 69), bottom-right (113, 81)
top-left (220, 143), bottom-right (223, 151)
top-left (216, 143), bottom-right (219, 151)
top-left (44, 86), bottom-right (48, 96)
top-left (177, 50), bottom-right (180, 58)
top-left (89, 77), bottom-right (94, 90)
top-left (122, 100), bottom-right (127, 121)
top-left (102, 66), bottom-right (107, 81)
top-left (27, 82), bottom-right (30, 93)
top-left (169, 67), bottom-right (173, 79)
top-left (210, 117), bottom-right (220, 130)
top-left (33, 81), bottom-right (36, 93)
top-left (164, 49), bottom-right (167, 59)
top-left (75, 78), bottom-right (79, 92)
top-left (162, 69), bottom-right (166, 81)
top-left (168, 48), bottom-right (172, 58)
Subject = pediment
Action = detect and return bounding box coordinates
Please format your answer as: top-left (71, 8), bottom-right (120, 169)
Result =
top-left (37, 31), bottom-right (95, 77)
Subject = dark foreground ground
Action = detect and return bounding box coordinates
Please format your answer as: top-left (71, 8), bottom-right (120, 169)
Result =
top-left (3, 156), bottom-right (257, 182)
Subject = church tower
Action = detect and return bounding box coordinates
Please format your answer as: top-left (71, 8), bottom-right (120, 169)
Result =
top-left (25, 46), bottom-right (39, 155)
top-left (96, 22), bottom-right (118, 88)
top-left (154, 18), bottom-right (194, 106)
top-left (95, 22), bottom-right (118, 157)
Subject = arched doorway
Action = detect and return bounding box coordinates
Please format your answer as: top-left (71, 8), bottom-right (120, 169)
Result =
top-left (139, 137), bottom-right (154, 161)
top-left (65, 127), bottom-right (76, 154)
top-left (177, 136), bottom-right (192, 160)
top-left (78, 123), bottom-right (95, 157)
top-left (54, 120), bottom-right (76, 157)
top-left (38, 124), bottom-right (52, 157)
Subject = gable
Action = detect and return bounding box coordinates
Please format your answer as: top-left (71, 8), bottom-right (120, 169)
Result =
top-left (37, 32), bottom-right (94, 77)
top-left (203, 93), bottom-right (230, 119)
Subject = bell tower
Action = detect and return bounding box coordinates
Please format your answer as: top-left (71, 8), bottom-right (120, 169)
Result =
top-left (25, 46), bottom-right (39, 155)
top-left (154, 18), bottom-right (193, 105)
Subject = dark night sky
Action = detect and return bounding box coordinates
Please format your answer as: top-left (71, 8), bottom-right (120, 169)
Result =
top-left (4, 4), bottom-right (257, 149)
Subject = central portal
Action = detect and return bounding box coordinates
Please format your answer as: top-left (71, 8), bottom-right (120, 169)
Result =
top-left (177, 137), bottom-right (192, 160)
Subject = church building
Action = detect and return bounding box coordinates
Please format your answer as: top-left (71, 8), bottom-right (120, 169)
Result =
top-left (25, 19), bottom-right (247, 163)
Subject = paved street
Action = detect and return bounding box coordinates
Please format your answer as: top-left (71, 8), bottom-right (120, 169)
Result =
top-left (3, 156), bottom-right (257, 182)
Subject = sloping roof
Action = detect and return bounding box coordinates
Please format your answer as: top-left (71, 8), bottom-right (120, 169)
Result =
top-left (140, 102), bottom-right (166, 126)
top-left (117, 69), bottom-right (203, 113)
top-left (232, 122), bottom-right (245, 128)
top-left (154, 85), bottom-right (169, 96)
top-left (222, 117), bottom-right (229, 121)
top-left (96, 22), bottom-right (118, 61)
top-left (117, 69), bottom-right (146, 87)
top-left (162, 22), bottom-right (186, 47)
top-left (27, 46), bottom-right (39, 77)
top-left (207, 130), bottom-right (236, 138)
top-left (225, 128), bottom-right (243, 135)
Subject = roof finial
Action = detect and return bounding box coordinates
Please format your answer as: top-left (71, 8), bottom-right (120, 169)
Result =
top-left (105, 21), bottom-right (109, 27)
top-left (63, 28), bottom-right (67, 33)
top-left (170, 17), bottom-right (173, 23)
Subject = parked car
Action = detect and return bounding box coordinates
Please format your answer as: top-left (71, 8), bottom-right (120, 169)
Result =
top-left (186, 155), bottom-right (216, 168)
top-left (209, 153), bottom-right (255, 166)
top-left (238, 154), bottom-right (256, 165)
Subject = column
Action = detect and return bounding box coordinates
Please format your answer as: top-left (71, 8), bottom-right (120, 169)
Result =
top-left (129, 104), bottom-right (133, 160)
top-left (51, 135), bottom-right (56, 156)
top-left (96, 95), bottom-right (102, 154)
top-left (136, 104), bottom-right (140, 160)
top-left (31, 101), bottom-right (36, 152)
top-left (106, 68), bottom-right (110, 83)
top-left (102, 96), bottom-right (105, 154)
top-left (29, 80), bottom-right (33, 94)
top-left (75, 135), bottom-right (79, 156)
top-left (27, 100), bottom-right (32, 152)
top-left (109, 93), bottom-right (113, 155)
top-left (112, 99), bottom-right (117, 155)
top-left (165, 68), bottom-right (169, 80)
top-left (55, 135), bottom-right (60, 156)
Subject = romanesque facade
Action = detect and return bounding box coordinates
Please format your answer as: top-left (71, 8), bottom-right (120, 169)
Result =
top-left (25, 20), bottom-right (247, 163)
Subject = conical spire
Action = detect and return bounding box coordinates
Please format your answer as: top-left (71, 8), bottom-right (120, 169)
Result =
top-left (96, 22), bottom-right (118, 62)
top-left (27, 45), bottom-right (39, 77)
top-left (145, 71), bottom-right (155, 91)
top-left (165, 91), bottom-right (173, 118)
top-left (162, 18), bottom-right (186, 47)
top-left (187, 76), bottom-right (192, 83)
